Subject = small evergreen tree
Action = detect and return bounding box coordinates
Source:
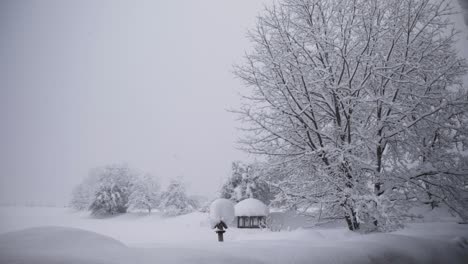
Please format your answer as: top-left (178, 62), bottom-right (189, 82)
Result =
top-left (160, 178), bottom-right (195, 216)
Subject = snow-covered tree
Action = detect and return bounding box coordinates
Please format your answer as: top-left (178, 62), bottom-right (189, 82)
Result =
top-left (188, 195), bottom-right (211, 212)
top-left (89, 185), bottom-right (128, 216)
top-left (88, 164), bottom-right (138, 216)
top-left (235, 0), bottom-right (468, 231)
top-left (160, 178), bottom-right (196, 216)
top-left (220, 161), bottom-right (273, 204)
top-left (128, 175), bottom-right (160, 214)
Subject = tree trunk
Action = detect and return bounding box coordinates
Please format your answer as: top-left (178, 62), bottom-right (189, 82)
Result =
top-left (344, 206), bottom-right (359, 231)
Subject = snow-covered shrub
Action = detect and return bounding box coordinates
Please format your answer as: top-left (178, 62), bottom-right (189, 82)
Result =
top-left (220, 161), bottom-right (273, 204)
top-left (128, 175), bottom-right (160, 214)
top-left (89, 185), bottom-right (127, 216)
top-left (353, 193), bottom-right (406, 232)
top-left (160, 179), bottom-right (196, 216)
top-left (209, 198), bottom-right (235, 227)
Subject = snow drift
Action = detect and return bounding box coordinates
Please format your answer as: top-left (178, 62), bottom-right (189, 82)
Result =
top-left (0, 226), bottom-right (129, 264)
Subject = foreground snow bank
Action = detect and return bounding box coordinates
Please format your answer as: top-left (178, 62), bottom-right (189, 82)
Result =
top-left (0, 226), bottom-right (260, 264)
top-left (0, 226), bottom-right (130, 264)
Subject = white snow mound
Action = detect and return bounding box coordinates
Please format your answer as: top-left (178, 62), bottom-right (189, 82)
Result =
top-left (209, 198), bottom-right (235, 227)
top-left (0, 226), bottom-right (128, 264)
top-left (0, 226), bottom-right (126, 250)
top-left (235, 198), bottom-right (268, 217)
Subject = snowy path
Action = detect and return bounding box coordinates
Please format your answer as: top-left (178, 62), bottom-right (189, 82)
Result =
top-left (0, 206), bottom-right (467, 263)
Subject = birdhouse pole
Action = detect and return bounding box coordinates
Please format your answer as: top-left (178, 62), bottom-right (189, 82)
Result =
top-left (214, 220), bottom-right (228, 242)
top-left (216, 230), bottom-right (225, 242)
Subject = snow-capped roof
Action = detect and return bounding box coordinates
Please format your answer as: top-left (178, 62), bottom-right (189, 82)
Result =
top-left (235, 198), bottom-right (269, 217)
top-left (209, 198), bottom-right (235, 227)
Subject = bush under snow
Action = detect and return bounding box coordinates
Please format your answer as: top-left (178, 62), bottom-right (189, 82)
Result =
top-left (209, 198), bottom-right (235, 227)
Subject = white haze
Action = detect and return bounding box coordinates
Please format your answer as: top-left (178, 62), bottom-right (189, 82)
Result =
top-left (0, 0), bottom-right (269, 206)
top-left (0, 0), bottom-right (466, 206)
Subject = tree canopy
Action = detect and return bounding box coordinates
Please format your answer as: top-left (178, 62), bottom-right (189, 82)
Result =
top-left (235, 0), bottom-right (468, 231)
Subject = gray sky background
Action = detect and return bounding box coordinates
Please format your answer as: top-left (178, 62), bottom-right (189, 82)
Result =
top-left (0, 0), bottom-right (467, 206)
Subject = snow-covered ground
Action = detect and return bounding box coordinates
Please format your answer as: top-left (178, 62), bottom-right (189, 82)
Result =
top-left (0, 206), bottom-right (467, 263)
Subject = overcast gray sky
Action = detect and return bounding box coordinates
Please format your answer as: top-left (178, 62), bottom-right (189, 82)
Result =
top-left (0, 0), bottom-right (467, 206)
top-left (0, 0), bottom-right (270, 205)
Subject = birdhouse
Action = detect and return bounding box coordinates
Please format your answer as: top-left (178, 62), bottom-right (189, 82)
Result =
top-left (214, 220), bottom-right (228, 242)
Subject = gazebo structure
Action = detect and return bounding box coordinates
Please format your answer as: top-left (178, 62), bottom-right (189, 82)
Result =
top-left (235, 198), bottom-right (269, 228)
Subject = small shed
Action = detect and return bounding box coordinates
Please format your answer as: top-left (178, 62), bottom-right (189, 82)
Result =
top-left (235, 198), bottom-right (269, 228)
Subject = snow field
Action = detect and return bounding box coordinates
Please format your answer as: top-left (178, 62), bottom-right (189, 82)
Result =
top-left (0, 206), bottom-right (467, 263)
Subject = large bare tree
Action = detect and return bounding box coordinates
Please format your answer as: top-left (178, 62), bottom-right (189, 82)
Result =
top-left (235, 0), bottom-right (468, 231)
